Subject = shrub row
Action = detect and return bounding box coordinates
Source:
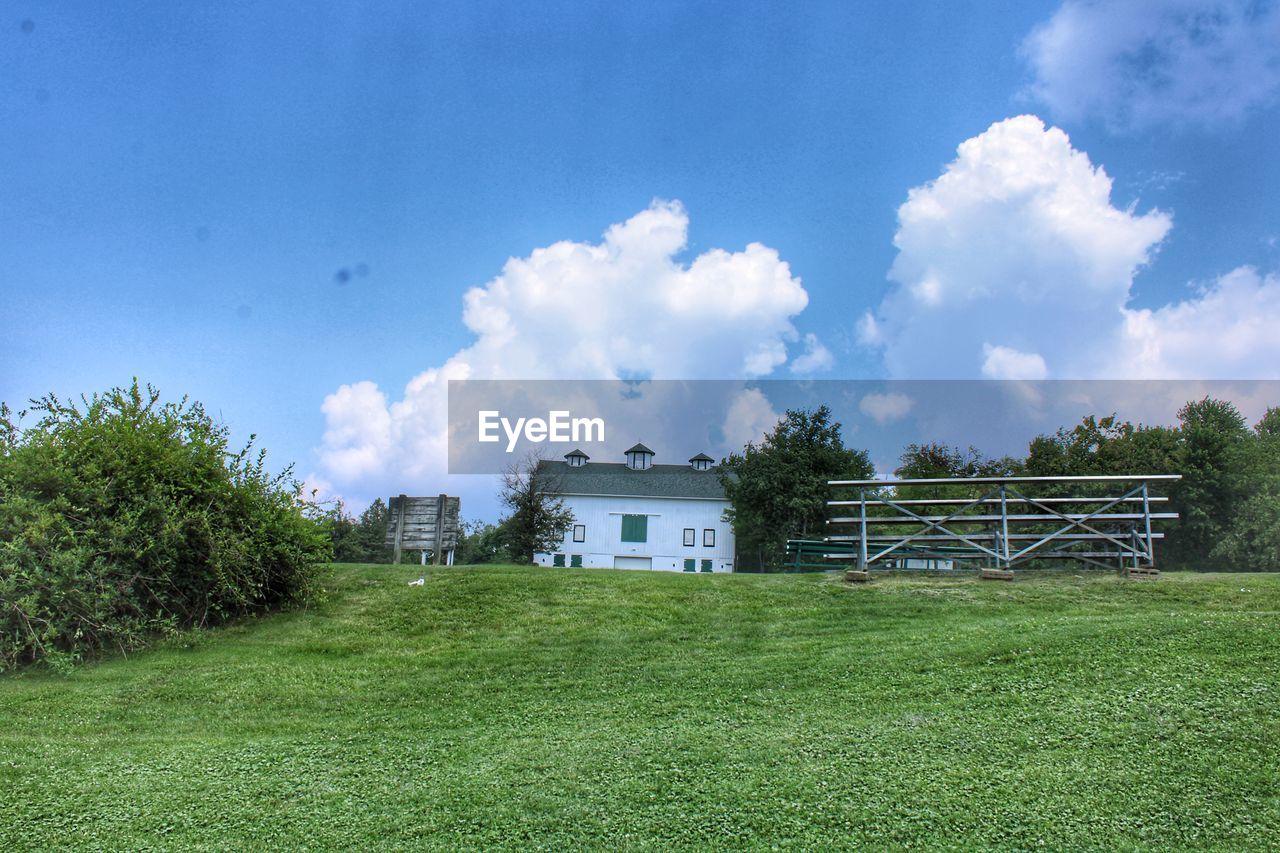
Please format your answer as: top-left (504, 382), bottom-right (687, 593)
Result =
top-left (0, 382), bottom-right (330, 670)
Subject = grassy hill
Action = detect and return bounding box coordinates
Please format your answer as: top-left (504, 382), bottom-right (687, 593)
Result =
top-left (3, 564), bottom-right (1278, 849)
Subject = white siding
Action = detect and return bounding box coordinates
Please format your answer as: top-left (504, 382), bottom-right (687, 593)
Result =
top-left (535, 494), bottom-right (735, 572)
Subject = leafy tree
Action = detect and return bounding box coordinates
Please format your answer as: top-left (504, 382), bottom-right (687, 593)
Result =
top-left (0, 382), bottom-right (329, 669)
top-left (323, 499), bottom-right (362, 562)
top-left (455, 519), bottom-right (508, 565)
top-left (499, 454), bottom-right (575, 564)
top-left (895, 443), bottom-right (1015, 480)
top-left (1168, 398), bottom-right (1251, 569)
top-left (1210, 407), bottom-right (1280, 570)
top-left (1023, 415), bottom-right (1179, 482)
top-left (720, 405), bottom-right (873, 571)
top-left (354, 497), bottom-right (390, 562)
top-left (890, 443), bottom-right (1020, 521)
top-left (315, 496), bottom-right (391, 563)
top-left (1256, 407), bottom-right (1280, 439)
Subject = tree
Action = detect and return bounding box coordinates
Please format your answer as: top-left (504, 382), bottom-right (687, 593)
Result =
top-left (316, 496), bottom-right (391, 563)
top-left (497, 453), bottom-right (575, 564)
top-left (895, 443), bottom-right (1012, 480)
top-left (1210, 406), bottom-right (1280, 571)
top-left (892, 442), bottom-right (1020, 510)
top-left (1168, 397), bottom-right (1251, 569)
top-left (1023, 415), bottom-right (1179, 480)
top-left (455, 519), bottom-right (508, 565)
top-left (354, 498), bottom-right (390, 562)
top-left (322, 499), bottom-right (362, 563)
top-left (719, 405), bottom-right (873, 571)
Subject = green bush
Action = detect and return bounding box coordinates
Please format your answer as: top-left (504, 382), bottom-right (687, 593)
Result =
top-left (0, 382), bottom-right (331, 670)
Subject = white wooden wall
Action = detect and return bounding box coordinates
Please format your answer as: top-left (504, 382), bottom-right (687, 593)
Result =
top-left (534, 494), bottom-right (735, 572)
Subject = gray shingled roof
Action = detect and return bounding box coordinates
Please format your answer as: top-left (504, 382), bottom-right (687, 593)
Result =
top-left (625, 442), bottom-right (656, 455)
top-left (535, 460), bottom-right (728, 499)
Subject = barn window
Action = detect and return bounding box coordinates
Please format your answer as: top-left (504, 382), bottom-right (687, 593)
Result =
top-left (570, 554), bottom-right (583, 568)
top-left (573, 524), bottom-right (586, 543)
top-left (621, 514), bottom-right (648, 543)
top-left (552, 553), bottom-right (565, 567)
top-left (703, 528), bottom-right (715, 547)
top-left (683, 528), bottom-right (695, 547)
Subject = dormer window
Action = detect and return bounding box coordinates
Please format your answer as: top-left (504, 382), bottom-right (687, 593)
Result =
top-left (625, 442), bottom-right (655, 470)
top-left (564, 449), bottom-right (589, 468)
top-left (689, 453), bottom-right (714, 471)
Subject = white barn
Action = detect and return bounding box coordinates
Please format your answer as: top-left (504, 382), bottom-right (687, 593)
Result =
top-left (533, 443), bottom-right (735, 572)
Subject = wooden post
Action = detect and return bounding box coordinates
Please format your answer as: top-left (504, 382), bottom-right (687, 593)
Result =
top-left (432, 493), bottom-right (446, 565)
top-left (393, 493), bottom-right (407, 565)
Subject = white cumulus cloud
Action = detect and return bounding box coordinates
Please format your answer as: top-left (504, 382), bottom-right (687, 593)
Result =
top-left (317, 201), bottom-right (820, 501)
top-left (868, 115), bottom-right (1171, 379)
top-left (981, 344), bottom-right (1049, 381)
top-left (790, 333), bottom-right (835, 374)
top-left (858, 392), bottom-right (914, 425)
top-left (862, 115), bottom-right (1280, 382)
top-left (1120, 267), bottom-right (1280, 377)
top-left (1023, 0), bottom-right (1280, 130)
top-left (721, 388), bottom-right (782, 453)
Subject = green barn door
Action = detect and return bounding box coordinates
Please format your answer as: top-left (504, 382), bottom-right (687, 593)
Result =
top-left (621, 515), bottom-right (648, 542)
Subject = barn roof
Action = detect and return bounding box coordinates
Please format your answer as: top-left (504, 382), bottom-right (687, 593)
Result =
top-left (535, 460), bottom-right (728, 500)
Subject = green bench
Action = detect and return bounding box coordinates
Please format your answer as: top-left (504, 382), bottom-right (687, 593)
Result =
top-left (783, 539), bottom-right (857, 572)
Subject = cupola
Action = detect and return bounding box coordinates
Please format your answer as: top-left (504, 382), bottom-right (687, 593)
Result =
top-left (564, 449), bottom-right (589, 468)
top-left (624, 442), bottom-right (655, 470)
top-left (689, 452), bottom-right (714, 471)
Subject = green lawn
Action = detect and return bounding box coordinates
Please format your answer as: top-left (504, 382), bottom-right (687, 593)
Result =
top-left (2, 565), bottom-right (1279, 849)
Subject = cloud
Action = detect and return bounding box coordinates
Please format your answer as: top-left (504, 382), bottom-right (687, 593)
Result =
top-left (862, 115), bottom-right (1280, 382)
top-left (318, 381), bottom-right (392, 482)
top-left (1120, 267), bottom-right (1280, 377)
top-left (790, 333), bottom-right (835, 374)
top-left (858, 392), bottom-right (913, 425)
top-left (866, 115), bottom-right (1171, 379)
top-left (1022, 0), bottom-right (1280, 130)
top-left (721, 388), bottom-right (781, 452)
top-left (317, 201), bottom-right (818, 502)
top-left (981, 344), bottom-right (1048, 380)
top-left (855, 312), bottom-right (882, 346)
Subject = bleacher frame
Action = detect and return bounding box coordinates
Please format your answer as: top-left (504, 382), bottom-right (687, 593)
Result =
top-left (824, 474), bottom-right (1181, 576)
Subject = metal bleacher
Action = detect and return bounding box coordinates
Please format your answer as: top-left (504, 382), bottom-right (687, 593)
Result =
top-left (821, 474), bottom-right (1182, 578)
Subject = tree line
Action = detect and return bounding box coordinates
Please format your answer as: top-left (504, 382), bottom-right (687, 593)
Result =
top-left (720, 399), bottom-right (1280, 572)
top-left (316, 459), bottom-right (569, 566)
top-left (321, 395), bottom-right (1279, 573)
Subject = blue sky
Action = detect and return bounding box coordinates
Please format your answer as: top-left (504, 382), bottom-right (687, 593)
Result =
top-left (3, 1), bottom-right (1279, 514)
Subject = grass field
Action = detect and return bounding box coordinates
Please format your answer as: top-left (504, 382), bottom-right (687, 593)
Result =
top-left (2, 564), bottom-right (1279, 849)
